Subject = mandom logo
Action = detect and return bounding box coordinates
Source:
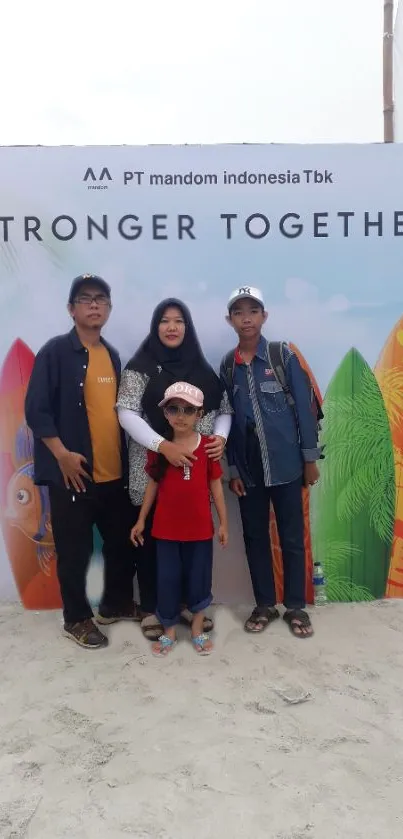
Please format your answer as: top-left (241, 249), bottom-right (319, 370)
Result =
top-left (83, 167), bottom-right (112, 190)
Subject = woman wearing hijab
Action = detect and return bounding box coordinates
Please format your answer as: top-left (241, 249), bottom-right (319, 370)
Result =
top-left (117, 298), bottom-right (232, 641)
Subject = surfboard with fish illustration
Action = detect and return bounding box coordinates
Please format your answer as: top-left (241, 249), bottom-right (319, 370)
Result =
top-left (0, 339), bottom-right (62, 609)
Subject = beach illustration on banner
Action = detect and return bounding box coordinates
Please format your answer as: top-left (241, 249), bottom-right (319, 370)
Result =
top-left (1, 316), bottom-right (403, 609)
top-left (0, 339), bottom-right (103, 610)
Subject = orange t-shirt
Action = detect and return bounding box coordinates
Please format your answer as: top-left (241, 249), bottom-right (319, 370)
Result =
top-left (84, 344), bottom-right (122, 483)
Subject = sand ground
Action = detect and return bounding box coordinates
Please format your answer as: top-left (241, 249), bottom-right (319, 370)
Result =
top-left (1, 600), bottom-right (403, 839)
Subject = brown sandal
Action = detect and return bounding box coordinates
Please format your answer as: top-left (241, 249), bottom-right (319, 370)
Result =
top-left (180, 608), bottom-right (214, 633)
top-left (244, 606), bottom-right (280, 633)
top-left (283, 609), bottom-right (314, 638)
top-left (140, 614), bottom-right (164, 641)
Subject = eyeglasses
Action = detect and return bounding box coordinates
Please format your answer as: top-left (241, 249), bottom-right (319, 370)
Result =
top-left (164, 405), bottom-right (199, 416)
top-left (74, 294), bottom-right (110, 306)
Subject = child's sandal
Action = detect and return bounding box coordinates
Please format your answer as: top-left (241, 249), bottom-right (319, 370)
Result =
top-left (152, 635), bottom-right (177, 657)
top-left (191, 633), bottom-right (213, 655)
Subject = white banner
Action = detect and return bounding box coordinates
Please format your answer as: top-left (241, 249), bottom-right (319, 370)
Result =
top-left (1, 144), bottom-right (403, 607)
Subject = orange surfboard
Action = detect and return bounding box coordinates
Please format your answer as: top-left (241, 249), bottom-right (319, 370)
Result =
top-left (0, 339), bottom-right (62, 609)
top-left (375, 318), bottom-right (403, 597)
top-left (269, 342), bottom-right (322, 606)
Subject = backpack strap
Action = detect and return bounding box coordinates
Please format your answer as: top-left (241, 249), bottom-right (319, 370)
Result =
top-left (222, 349), bottom-right (236, 390)
top-left (314, 394), bottom-right (324, 422)
top-left (268, 340), bottom-right (324, 427)
top-left (266, 341), bottom-right (295, 408)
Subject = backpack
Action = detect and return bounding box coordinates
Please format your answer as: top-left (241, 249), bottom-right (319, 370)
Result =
top-left (223, 340), bottom-right (324, 447)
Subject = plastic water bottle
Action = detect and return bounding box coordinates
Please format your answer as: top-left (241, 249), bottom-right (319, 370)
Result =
top-left (313, 562), bottom-right (327, 606)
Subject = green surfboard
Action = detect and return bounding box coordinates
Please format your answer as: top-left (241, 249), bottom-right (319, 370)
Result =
top-left (311, 348), bottom-right (394, 601)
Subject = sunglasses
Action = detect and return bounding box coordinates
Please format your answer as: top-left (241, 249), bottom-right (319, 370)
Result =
top-left (74, 294), bottom-right (110, 306)
top-left (164, 405), bottom-right (199, 416)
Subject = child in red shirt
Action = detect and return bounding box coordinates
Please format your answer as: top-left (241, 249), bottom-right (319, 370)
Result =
top-left (130, 381), bottom-right (228, 656)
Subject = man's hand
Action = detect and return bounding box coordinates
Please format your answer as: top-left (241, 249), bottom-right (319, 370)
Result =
top-left (57, 451), bottom-right (91, 492)
top-left (158, 440), bottom-right (198, 468)
top-left (304, 462), bottom-right (320, 487)
top-left (229, 478), bottom-right (247, 497)
top-left (205, 435), bottom-right (226, 461)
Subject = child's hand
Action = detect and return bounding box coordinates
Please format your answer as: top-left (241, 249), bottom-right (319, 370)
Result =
top-left (130, 520), bottom-right (145, 547)
top-left (218, 525), bottom-right (228, 548)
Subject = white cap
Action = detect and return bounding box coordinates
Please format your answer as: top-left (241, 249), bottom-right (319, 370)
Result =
top-left (158, 381), bottom-right (204, 408)
top-left (227, 286), bottom-right (265, 310)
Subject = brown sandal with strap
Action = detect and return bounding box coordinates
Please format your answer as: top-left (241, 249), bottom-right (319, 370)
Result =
top-left (180, 608), bottom-right (214, 633)
top-left (244, 606), bottom-right (280, 633)
top-left (283, 609), bottom-right (314, 638)
top-left (140, 614), bottom-right (164, 641)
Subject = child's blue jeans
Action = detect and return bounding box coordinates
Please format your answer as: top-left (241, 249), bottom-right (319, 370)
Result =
top-left (155, 539), bottom-right (213, 628)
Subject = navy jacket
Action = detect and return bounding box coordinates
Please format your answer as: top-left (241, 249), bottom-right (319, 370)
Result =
top-left (220, 337), bottom-right (321, 488)
top-left (25, 328), bottom-right (128, 486)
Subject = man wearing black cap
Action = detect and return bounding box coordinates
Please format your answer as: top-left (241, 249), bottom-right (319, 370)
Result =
top-left (25, 274), bottom-right (137, 648)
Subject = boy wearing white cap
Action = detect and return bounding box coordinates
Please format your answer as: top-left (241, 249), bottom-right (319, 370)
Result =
top-left (130, 382), bottom-right (228, 656)
top-left (221, 287), bottom-right (321, 639)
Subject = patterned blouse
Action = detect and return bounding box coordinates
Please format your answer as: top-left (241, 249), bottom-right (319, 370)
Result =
top-left (117, 369), bottom-right (232, 506)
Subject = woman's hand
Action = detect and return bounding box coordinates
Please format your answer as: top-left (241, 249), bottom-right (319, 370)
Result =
top-left (205, 435), bottom-right (226, 461)
top-left (130, 520), bottom-right (145, 546)
top-left (158, 440), bottom-right (198, 468)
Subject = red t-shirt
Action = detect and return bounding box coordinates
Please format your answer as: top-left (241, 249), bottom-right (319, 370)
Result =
top-left (146, 435), bottom-right (223, 541)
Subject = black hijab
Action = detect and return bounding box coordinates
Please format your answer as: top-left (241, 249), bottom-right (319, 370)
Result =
top-left (125, 298), bottom-right (224, 437)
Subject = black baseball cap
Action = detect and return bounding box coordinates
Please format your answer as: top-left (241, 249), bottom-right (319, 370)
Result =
top-left (68, 274), bottom-right (111, 304)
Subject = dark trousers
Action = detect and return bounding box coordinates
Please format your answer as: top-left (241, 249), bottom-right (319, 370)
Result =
top-left (239, 429), bottom-right (306, 610)
top-left (239, 479), bottom-right (306, 610)
top-left (155, 539), bottom-right (213, 628)
top-left (49, 480), bottom-right (136, 624)
top-left (131, 505), bottom-right (158, 615)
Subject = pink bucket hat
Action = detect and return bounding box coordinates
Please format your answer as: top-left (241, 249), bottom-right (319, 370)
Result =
top-left (158, 381), bottom-right (204, 408)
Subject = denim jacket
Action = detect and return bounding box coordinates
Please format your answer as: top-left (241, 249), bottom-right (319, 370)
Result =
top-left (220, 337), bottom-right (321, 488)
top-left (25, 328), bottom-right (128, 486)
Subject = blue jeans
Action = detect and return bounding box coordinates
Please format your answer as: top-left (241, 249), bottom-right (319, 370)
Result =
top-left (239, 475), bottom-right (306, 611)
top-left (156, 539), bottom-right (213, 628)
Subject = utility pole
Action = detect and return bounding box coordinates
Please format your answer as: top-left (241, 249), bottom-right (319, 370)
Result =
top-left (384, 0), bottom-right (394, 142)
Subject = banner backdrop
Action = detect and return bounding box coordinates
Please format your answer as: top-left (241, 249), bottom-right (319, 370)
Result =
top-left (0, 143), bottom-right (403, 607)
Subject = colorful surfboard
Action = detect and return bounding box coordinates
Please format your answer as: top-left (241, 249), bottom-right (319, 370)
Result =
top-left (312, 348), bottom-right (394, 601)
top-left (0, 339), bottom-right (62, 609)
top-left (269, 342), bottom-right (322, 606)
top-left (375, 317), bottom-right (403, 597)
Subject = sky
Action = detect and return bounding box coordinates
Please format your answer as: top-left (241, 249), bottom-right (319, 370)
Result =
top-left (1, 0), bottom-right (385, 146)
